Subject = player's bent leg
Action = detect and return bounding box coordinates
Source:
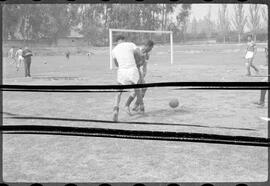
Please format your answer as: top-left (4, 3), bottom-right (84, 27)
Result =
top-left (125, 91), bottom-right (136, 115)
top-left (24, 60), bottom-right (28, 77)
top-left (113, 91), bottom-right (122, 122)
top-left (250, 59), bottom-right (259, 74)
top-left (253, 90), bottom-right (267, 108)
top-left (122, 80), bottom-right (136, 115)
top-left (133, 78), bottom-right (146, 111)
top-left (125, 91), bottom-right (136, 107)
top-left (28, 61), bottom-right (31, 77)
top-left (245, 61), bottom-right (251, 76)
top-left (134, 88), bottom-right (144, 114)
top-left (260, 90), bottom-right (267, 105)
top-left (133, 88), bottom-right (147, 111)
top-left (16, 60), bottom-right (20, 71)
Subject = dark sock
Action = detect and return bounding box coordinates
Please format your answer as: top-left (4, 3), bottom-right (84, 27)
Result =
top-left (113, 106), bottom-right (119, 111)
top-left (125, 96), bottom-right (135, 107)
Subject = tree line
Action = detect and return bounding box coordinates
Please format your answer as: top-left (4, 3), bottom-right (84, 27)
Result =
top-left (3, 4), bottom-right (267, 46)
top-left (188, 4), bottom-right (268, 43)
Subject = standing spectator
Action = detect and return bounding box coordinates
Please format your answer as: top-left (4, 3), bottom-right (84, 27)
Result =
top-left (22, 47), bottom-right (33, 77)
top-left (65, 50), bottom-right (70, 61)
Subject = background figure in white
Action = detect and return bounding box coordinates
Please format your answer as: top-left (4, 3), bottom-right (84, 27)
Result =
top-left (8, 46), bottom-right (15, 64)
top-left (15, 47), bottom-right (24, 71)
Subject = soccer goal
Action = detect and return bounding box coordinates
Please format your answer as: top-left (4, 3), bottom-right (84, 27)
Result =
top-left (109, 28), bottom-right (174, 69)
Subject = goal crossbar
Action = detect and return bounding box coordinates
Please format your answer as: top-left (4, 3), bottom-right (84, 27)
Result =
top-left (109, 28), bottom-right (173, 34)
top-left (109, 28), bottom-right (174, 69)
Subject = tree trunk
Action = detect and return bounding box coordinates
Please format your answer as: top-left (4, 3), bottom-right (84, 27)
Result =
top-left (161, 4), bottom-right (165, 42)
top-left (104, 5), bottom-right (108, 28)
top-left (161, 4), bottom-right (165, 30)
top-left (238, 33), bottom-right (241, 43)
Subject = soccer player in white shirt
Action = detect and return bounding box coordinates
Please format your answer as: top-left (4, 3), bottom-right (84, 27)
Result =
top-left (112, 35), bottom-right (144, 122)
top-left (244, 35), bottom-right (259, 76)
top-left (15, 47), bottom-right (24, 71)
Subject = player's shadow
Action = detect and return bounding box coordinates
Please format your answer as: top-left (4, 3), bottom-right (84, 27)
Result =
top-left (131, 106), bottom-right (191, 120)
top-left (250, 75), bottom-right (269, 77)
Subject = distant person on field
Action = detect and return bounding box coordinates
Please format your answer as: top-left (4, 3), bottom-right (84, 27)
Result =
top-left (87, 49), bottom-right (94, 58)
top-left (22, 47), bottom-right (33, 77)
top-left (8, 46), bottom-right (15, 64)
top-left (15, 47), bottom-right (24, 71)
top-left (264, 47), bottom-right (268, 66)
top-left (244, 35), bottom-right (259, 76)
top-left (65, 50), bottom-right (70, 61)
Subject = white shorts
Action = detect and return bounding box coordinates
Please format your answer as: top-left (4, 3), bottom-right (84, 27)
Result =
top-left (245, 51), bottom-right (254, 59)
top-left (117, 67), bottom-right (139, 85)
top-left (18, 56), bottom-right (24, 62)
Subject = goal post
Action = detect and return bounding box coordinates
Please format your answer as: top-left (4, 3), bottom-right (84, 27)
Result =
top-left (109, 28), bottom-right (174, 70)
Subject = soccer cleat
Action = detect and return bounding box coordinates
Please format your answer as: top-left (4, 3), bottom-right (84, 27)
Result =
top-left (138, 104), bottom-right (145, 114)
top-left (132, 104), bottom-right (140, 112)
top-left (253, 101), bottom-right (265, 108)
top-left (124, 106), bottom-right (132, 116)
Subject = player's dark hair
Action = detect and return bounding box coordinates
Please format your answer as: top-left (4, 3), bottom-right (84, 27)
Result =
top-left (145, 40), bottom-right (154, 47)
top-left (115, 35), bottom-right (125, 42)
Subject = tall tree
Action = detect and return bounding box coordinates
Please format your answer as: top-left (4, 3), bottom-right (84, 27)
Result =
top-left (248, 4), bottom-right (261, 41)
top-left (204, 5), bottom-right (213, 39)
top-left (3, 4), bottom-right (74, 42)
top-left (232, 4), bottom-right (246, 43)
top-left (190, 18), bottom-right (198, 36)
top-left (176, 4), bottom-right (192, 42)
top-left (261, 5), bottom-right (268, 32)
top-left (217, 4), bottom-right (230, 43)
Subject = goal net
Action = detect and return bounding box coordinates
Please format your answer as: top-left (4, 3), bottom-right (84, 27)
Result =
top-left (109, 28), bottom-right (174, 69)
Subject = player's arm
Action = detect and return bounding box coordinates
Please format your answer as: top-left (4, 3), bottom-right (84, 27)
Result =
top-left (145, 53), bottom-right (150, 60)
top-left (112, 50), bottom-right (119, 68)
top-left (15, 51), bottom-right (18, 58)
top-left (142, 62), bottom-right (147, 78)
top-left (133, 48), bottom-right (142, 66)
top-left (22, 50), bottom-right (26, 57)
top-left (254, 43), bottom-right (257, 56)
top-left (113, 58), bottom-right (119, 68)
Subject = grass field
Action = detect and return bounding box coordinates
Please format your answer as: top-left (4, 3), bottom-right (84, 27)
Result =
top-left (2, 44), bottom-right (269, 182)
